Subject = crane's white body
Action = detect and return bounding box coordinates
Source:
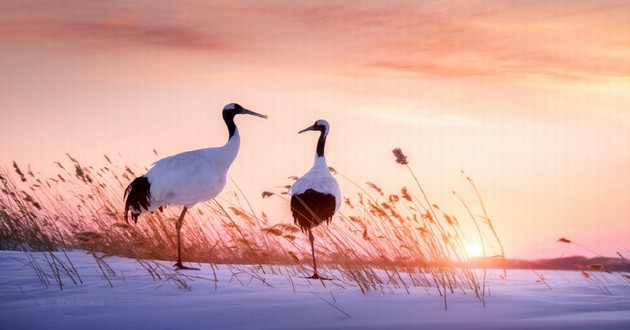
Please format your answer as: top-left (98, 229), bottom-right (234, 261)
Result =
top-left (123, 103), bottom-right (265, 270)
top-left (288, 119), bottom-right (340, 279)
top-left (142, 131), bottom-right (240, 212)
top-left (291, 156), bottom-right (341, 211)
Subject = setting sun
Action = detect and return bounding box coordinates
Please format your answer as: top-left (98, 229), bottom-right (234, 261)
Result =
top-left (466, 244), bottom-right (484, 258)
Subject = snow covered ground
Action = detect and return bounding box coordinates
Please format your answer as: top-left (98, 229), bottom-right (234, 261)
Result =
top-left (1, 250), bottom-right (629, 330)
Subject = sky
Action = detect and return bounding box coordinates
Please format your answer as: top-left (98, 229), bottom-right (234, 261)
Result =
top-left (1, 0), bottom-right (629, 259)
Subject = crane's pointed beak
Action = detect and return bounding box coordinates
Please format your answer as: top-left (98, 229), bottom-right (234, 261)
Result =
top-left (241, 109), bottom-right (268, 119)
top-left (298, 124), bottom-right (317, 134)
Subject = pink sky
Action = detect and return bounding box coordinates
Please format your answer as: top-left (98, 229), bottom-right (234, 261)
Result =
top-left (1, 1), bottom-right (629, 259)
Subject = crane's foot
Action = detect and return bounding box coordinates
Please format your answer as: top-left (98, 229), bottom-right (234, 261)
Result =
top-left (174, 262), bottom-right (200, 271)
top-left (303, 273), bottom-right (332, 281)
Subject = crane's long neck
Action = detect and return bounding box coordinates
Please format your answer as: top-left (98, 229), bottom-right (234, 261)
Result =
top-left (224, 112), bottom-right (238, 140)
top-left (316, 130), bottom-right (327, 158)
top-left (222, 112), bottom-right (241, 165)
top-left (312, 130), bottom-right (328, 169)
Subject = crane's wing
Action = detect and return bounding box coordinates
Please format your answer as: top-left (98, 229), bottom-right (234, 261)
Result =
top-left (291, 170), bottom-right (341, 211)
top-left (146, 149), bottom-right (229, 206)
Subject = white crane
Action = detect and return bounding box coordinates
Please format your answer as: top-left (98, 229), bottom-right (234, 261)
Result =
top-left (124, 103), bottom-right (267, 270)
top-left (290, 119), bottom-right (341, 279)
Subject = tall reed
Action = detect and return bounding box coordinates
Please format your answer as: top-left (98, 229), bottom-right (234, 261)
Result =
top-left (1, 152), bottom-right (502, 307)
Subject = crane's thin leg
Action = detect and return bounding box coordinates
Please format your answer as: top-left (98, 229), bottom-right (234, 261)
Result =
top-left (309, 229), bottom-right (319, 278)
top-left (306, 229), bottom-right (330, 280)
top-left (174, 207), bottom-right (199, 270)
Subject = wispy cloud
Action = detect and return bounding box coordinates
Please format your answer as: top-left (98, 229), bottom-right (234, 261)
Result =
top-left (243, 0), bottom-right (630, 81)
top-left (356, 105), bottom-right (483, 128)
top-left (289, 1), bottom-right (630, 81)
top-left (0, 1), bottom-right (244, 52)
top-left (2, 0), bottom-right (630, 80)
top-left (0, 18), bottom-right (237, 52)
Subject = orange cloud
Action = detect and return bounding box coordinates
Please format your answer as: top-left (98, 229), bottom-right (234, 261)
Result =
top-left (0, 18), bottom-right (238, 52)
top-left (285, 1), bottom-right (630, 81)
top-left (2, 1), bottom-right (629, 80)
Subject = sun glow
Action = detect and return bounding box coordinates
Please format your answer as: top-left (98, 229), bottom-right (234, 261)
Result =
top-left (466, 244), bottom-right (484, 258)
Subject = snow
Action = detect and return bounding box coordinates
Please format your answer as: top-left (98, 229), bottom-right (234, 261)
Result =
top-left (1, 250), bottom-right (629, 329)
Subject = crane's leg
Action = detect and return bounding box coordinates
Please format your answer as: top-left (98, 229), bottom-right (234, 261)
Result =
top-left (306, 229), bottom-right (330, 280)
top-left (174, 207), bottom-right (199, 270)
top-left (309, 229), bottom-right (319, 278)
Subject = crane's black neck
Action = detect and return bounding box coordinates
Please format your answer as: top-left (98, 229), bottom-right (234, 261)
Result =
top-left (316, 129), bottom-right (327, 158)
top-left (223, 111), bottom-right (237, 140)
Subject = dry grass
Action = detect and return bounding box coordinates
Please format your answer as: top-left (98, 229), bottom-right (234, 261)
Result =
top-left (0, 151), bottom-right (505, 308)
top-left (556, 236), bottom-right (627, 295)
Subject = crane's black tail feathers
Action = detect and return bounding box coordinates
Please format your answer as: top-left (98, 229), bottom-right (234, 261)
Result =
top-left (290, 189), bottom-right (336, 232)
top-left (124, 176), bottom-right (151, 224)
